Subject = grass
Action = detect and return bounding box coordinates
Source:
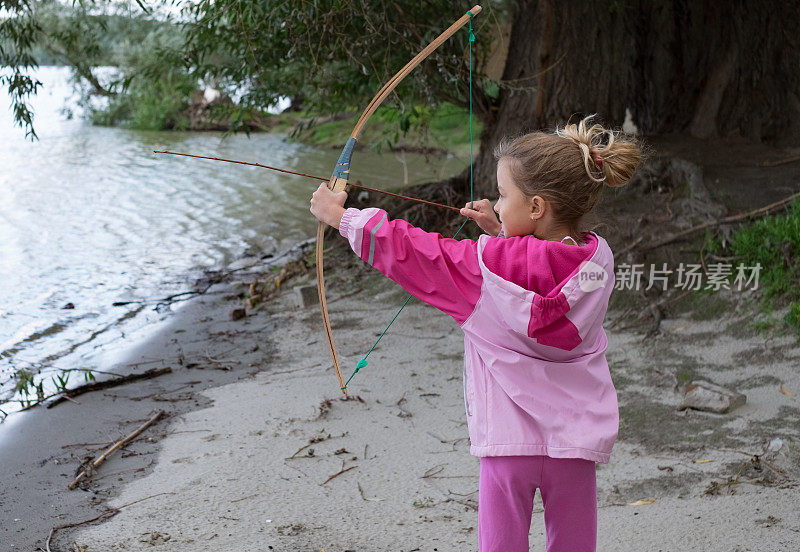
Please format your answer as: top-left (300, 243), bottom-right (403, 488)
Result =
top-left (280, 102), bottom-right (482, 155)
top-left (706, 198), bottom-right (800, 339)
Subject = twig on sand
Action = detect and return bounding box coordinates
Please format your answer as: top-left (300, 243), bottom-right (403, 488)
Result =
top-left (46, 368), bottom-right (173, 409)
top-left (328, 286), bottom-right (365, 304)
top-left (287, 443), bottom-right (315, 459)
top-left (358, 481), bottom-right (384, 501)
top-left (230, 493), bottom-right (259, 503)
top-left (61, 441), bottom-right (113, 449)
top-left (396, 393), bottom-right (413, 417)
top-left (286, 431), bottom-right (349, 459)
top-left (442, 495), bottom-right (478, 511)
top-left (42, 492), bottom-right (174, 552)
top-left (68, 410), bottom-right (166, 489)
top-left (320, 466), bottom-right (356, 486)
top-left (422, 464), bottom-right (446, 478)
top-left (708, 447), bottom-right (790, 480)
top-left (320, 460), bottom-right (357, 486)
top-left (203, 346), bottom-right (241, 370)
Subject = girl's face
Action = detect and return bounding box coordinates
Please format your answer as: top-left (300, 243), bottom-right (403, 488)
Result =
top-left (494, 159), bottom-right (539, 238)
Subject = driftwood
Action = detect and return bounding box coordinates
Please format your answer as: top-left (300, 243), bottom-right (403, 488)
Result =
top-left (68, 410), bottom-right (166, 489)
top-left (46, 367), bottom-right (172, 409)
top-left (760, 148), bottom-right (800, 167)
top-left (617, 189), bottom-right (800, 257)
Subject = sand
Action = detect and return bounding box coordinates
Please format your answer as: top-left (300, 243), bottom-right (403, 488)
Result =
top-left (2, 249), bottom-right (800, 551)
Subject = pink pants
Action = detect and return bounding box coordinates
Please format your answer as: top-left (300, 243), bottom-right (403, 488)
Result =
top-left (478, 455), bottom-right (597, 552)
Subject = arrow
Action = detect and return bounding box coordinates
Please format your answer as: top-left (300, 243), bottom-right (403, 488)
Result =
top-left (153, 150), bottom-right (461, 213)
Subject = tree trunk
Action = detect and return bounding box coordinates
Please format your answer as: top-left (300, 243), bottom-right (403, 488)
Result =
top-left (469, 0), bottom-right (800, 198)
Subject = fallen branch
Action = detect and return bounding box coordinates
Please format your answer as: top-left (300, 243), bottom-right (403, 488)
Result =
top-left (629, 190), bottom-right (800, 254)
top-left (760, 148), bottom-right (800, 167)
top-left (47, 367), bottom-right (172, 409)
top-left (68, 410), bottom-right (166, 489)
top-left (112, 280), bottom-right (221, 309)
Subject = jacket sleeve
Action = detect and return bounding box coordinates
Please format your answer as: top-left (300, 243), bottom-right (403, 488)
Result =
top-left (338, 207), bottom-right (482, 325)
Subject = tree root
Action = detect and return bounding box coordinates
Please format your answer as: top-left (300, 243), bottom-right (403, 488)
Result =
top-left (46, 368), bottom-right (172, 409)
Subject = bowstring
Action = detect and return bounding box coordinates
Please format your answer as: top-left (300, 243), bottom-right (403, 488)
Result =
top-left (341, 13), bottom-right (476, 391)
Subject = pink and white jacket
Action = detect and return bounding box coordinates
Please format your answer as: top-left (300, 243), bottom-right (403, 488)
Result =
top-left (338, 207), bottom-right (619, 463)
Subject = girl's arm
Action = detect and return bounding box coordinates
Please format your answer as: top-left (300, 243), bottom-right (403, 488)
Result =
top-left (338, 207), bottom-right (482, 325)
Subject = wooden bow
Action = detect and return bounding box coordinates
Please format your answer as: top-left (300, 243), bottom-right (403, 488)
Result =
top-left (317, 5), bottom-right (483, 395)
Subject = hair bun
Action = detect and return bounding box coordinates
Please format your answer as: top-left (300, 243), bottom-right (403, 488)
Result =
top-left (556, 114), bottom-right (641, 188)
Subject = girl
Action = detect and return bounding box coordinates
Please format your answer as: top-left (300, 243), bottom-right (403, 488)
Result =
top-left (310, 115), bottom-right (641, 552)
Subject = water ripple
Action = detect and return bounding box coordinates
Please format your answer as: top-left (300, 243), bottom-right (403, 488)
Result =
top-left (0, 67), bottom-right (468, 416)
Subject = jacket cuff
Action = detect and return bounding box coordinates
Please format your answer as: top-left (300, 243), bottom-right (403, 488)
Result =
top-left (338, 207), bottom-right (360, 239)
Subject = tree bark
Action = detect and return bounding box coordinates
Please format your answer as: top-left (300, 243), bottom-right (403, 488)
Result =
top-left (468, 0), bottom-right (800, 199)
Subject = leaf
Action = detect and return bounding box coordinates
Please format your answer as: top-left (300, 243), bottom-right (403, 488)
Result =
top-left (627, 499), bottom-right (656, 506)
top-left (133, 0), bottom-right (153, 14)
top-left (780, 384), bottom-right (795, 396)
top-left (694, 459), bottom-right (713, 464)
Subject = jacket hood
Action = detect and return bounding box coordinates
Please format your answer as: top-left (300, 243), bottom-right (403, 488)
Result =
top-left (474, 231), bottom-right (615, 358)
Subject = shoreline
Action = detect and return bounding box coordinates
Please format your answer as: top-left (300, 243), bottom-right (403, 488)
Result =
top-left (2, 234), bottom-right (798, 550)
top-left (0, 238), bottom-right (315, 550)
top-left (4, 147), bottom-right (800, 549)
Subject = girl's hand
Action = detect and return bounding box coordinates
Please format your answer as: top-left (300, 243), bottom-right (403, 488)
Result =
top-left (460, 198), bottom-right (502, 236)
top-left (310, 182), bottom-right (347, 228)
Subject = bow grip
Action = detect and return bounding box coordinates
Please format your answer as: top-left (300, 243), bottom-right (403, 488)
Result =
top-left (330, 136), bottom-right (357, 193)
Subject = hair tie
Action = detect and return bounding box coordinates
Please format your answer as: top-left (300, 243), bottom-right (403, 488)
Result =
top-left (594, 153), bottom-right (603, 168)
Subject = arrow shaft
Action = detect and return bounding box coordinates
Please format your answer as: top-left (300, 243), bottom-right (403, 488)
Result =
top-left (153, 150), bottom-right (460, 213)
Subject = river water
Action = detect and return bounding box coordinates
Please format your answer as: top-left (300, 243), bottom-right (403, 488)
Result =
top-left (0, 66), bottom-right (468, 418)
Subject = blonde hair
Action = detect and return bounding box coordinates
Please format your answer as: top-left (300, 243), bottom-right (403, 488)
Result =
top-left (493, 114), bottom-right (641, 239)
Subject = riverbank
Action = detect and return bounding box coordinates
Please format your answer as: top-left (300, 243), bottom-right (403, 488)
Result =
top-left (0, 66), bottom-right (472, 419)
top-left (2, 224), bottom-right (798, 550)
top-left (261, 102), bottom-right (481, 158)
top-left (0, 240), bottom-right (315, 550)
top-left (3, 135), bottom-right (800, 551)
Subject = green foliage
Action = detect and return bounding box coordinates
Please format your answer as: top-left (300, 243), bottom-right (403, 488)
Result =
top-left (4, 366), bottom-right (97, 411)
top-left (35, 1), bottom-right (196, 130)
top-left (287, 102), bottom-right (482, 154)
top-left (412, 496), bottom-right (436, 508)
top-left (0, 0), bottom-right (43, 140)
top-left (2, 0), bottom-right (194, 132)
top-left (182, 0), bottom-right (498, 133)
top-left (708, 199), bottom-right (800, 339)
top-left (785, 300), bottom-right (800, 339)
top-left (726, 199), bottom-right (800, 303)
top-left (3, 0), bottom-right (508, 135)
top-left (90, 57), bottom-right (195, 130)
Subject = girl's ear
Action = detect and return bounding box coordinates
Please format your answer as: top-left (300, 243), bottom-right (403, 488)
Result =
top-left (529, 195), bottom-right (545, 219)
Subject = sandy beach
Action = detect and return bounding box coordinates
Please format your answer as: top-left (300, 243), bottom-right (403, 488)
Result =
top-left (2, 231), bottom-right (798, 551)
